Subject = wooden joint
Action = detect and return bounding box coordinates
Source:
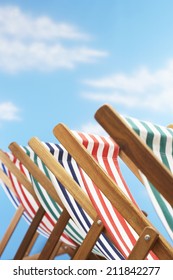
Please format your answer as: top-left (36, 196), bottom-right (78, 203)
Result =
top-left (128, 226), bottom-right (159, 260)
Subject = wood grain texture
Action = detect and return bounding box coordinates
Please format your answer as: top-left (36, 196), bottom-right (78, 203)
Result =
top-left (28, 137), bottom-right (119, 259)
top-left (53, 123), bottom-right (173, 260)
top-left (14, 205), bottom-right (45, 260)
top-left (73, 217), bottom-right (104, 260)
top-left (9, 142), bottom-right (64, 209)
top-left (38, 209), bottom-right (71, 260)
top-left (95, 104), bottom-right (173, 206)
top-left (28, 137), bottom-right (97, 221)
top-left (0, 205), bottom-right (24, 256)
top-left (128, 227), bottom-right (159, 260)
top-left (0, 149), bottom-right (37, 200)
top-left (0, 167), bottom-right (16, 195)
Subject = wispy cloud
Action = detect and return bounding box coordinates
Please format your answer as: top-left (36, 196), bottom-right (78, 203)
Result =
top-left (80, 122), bottom-right (108, 136)
top-left (82, 60), bottom-right (173, 112)
top-left (0, 6), bottom-right (107, 73)
top-left (0, 6), bottom-right (89, 41)
top-left (0, 102), bottom-right (21, 121)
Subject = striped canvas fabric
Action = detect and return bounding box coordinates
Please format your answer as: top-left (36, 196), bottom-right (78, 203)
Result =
top-left (0, 153), bottom-right (76, 247)
top-left (0, 161), bottom-right (31, 228)
top-left (21, 146), bottom-right (89, 252)
top-left (70, 132), bottom-right (157, 260)
top-left (24, 145), bottom-right (125, 259)
top-left (124, 117), bottom-right (173, 242)
top-left (30, 135), bottom-right (157, 259)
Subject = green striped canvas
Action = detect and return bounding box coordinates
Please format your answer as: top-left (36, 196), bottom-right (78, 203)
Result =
top-left (124, 117), bottom-right (173, 242)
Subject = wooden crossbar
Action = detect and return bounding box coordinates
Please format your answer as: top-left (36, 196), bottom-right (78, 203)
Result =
top-left (53, 123), bottom-right (173, 260)
top-left (28, 136), bottom-right (171, 259)
top-left (95, 104), bottom-right (173, 206)
top-left (8, 142), bottom-right (74, 259)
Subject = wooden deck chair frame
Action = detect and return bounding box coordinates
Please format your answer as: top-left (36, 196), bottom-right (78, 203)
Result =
top-left (27, 136), bottom-right (172, 260)
top-left (95, 104), bottom-right (173, 207)
top-left (0, 169), bottom-right (29, 257)
top-left (50, 124), bottom-right (173, 260)
top-left (27, 138), bottom-right (130, 260)
top-left (0, 151), bottom-right (41, 259)
top-left (9, 143), bottom-right (108, 260)
top-left (0, 149), bottom-right (75, 260)
top-left (8, 143), bottom-right (104, 260)
top-left (94, 105), bottom-right (173, 244)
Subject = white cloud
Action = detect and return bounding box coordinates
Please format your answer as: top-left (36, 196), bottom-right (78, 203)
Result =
top-left (82, 60), bottom-right (173, 112)
top-left (0, 39), bottom-right (107, 72)
top-left (0, 6), bottom-right (107, 73)
top-left (0, 102), bottom-right (21, 121)
top-left (80, 122), bottom-right (108, 136)
top-left (0, 6), bottom-right (89, 41)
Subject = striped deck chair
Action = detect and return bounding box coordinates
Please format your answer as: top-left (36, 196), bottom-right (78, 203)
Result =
top-left (28, 134), bottom-right (172, 259)
top-left (95, 104), bottom-right (173, 244)
top-left (52, 125), bottom-right (173, 259)
top-left (0, 153), bottom-right (44, 258)
top-left (0, 150), bottom-right (76, 259)
top-left (0, 164), bottom-right (27, 257)
top-left (9, 143), bottom-right (106, 260)
top-left (27, 138), bottom-right (128, 260)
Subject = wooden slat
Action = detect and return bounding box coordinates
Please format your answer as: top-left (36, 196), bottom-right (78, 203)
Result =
top-left (23, 253), bottom-right (40, 260)
top-left (9, 143), bottom-right (64, 209)
top-left (0, 153), bottom-right (42, 258)
top-left (54, 242), bottom-right (76, 259)
top-left (53, 123), bottom-right (173, 260)
top-left (0, 204), bottom-right (24, 256)
top-left (95, 104), bottom-right (173, 206)
top-left (128, 227), bottom-right (159, 260)
top-left (167, 124), bottom-right (173, 129)
top-left (28, 138), bottom-right (117, 258)
top-left (0, 168), bottom-right (17, 195)
top-left (14, 205), bottom-right (45, 260)
top-left (38, 209), bottom-right (71, 260)
top-left (28, 138), bottom-right (97, 221)
top-left (1, 146), bottom-right (70, 259)
top-left (0, 150), bottom-right (37, 200)
top-left (73, 217), bottom-right (104, 260)
top-left (8, 143), bottom-right (75, 259)
top-left (24, 231), bottom-right (39, 257)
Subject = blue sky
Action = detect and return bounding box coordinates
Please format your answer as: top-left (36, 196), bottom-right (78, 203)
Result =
top-left (1, 0), bottom-right (173, 151)
top-left (0, 0), bottom-right (173, 257)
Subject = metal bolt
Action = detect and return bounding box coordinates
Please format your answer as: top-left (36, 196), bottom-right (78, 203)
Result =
top-left (144, 234), bottom-right (151, 241)
top-left (97, 219), bottom-right (102, 225)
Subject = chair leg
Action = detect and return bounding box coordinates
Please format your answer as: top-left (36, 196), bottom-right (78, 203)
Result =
top-left (55, 241), bottom-right (77, 258)
top-left (23, 253), bottom-right (40, 260)
top-left (0, 204), bottom-right (24, 256)
top-left (73, 217), bottom-right (105, 260)
top-left (24, 231), bottom-right (39, 257)
top-left (38, 209), bottom-right (71, 260)
top-left (128, 226), bottom-right (159, 260)
top-left (14, 205), bottom-right (45, 260)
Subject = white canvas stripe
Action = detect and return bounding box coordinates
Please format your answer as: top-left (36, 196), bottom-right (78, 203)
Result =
top-left (75, 133), bottom-right (136, 257)
top-left (46, 142), bottom-right (125, 258)
top-left (26, 146), bottom-right (82, 244)
top-left (140, 172), bottom-right (173, 240)
top-left (125, 117), bottom-right (173, 243)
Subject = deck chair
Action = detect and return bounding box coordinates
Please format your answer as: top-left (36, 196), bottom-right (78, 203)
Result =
top-left (27, 138), bottom-right (130, 260)
top-left (94, 104), bottom-right (173, 243)
top-left (0, 167), bottom-right (27, 257)
top-left (8, 143), bottom-right (105, 260)
top-left (0, 153), bottom-right (43, 259)
top-left (0, 150), bottom-right (76, 259)
top-left (51, 125), bottom-right (173, 259)
top-left (28, 132), bottom-right (172, 259)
